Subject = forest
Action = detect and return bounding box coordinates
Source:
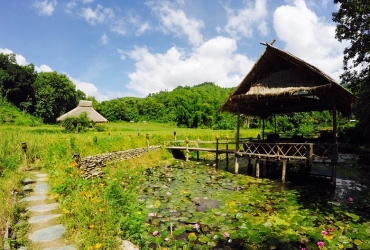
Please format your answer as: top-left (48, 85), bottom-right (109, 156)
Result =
top-left (0, 51), bottom-right (360, 144)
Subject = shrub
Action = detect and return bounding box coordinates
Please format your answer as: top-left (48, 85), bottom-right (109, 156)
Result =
top-left (62, 113), bottom-right (90, 133)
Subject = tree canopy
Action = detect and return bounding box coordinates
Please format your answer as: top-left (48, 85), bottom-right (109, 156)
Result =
top-left (333, 0), bottom-right (370, 142)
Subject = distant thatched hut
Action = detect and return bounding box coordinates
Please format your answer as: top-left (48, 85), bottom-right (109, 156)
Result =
top-left (57, 100), bottom-right (108, 123)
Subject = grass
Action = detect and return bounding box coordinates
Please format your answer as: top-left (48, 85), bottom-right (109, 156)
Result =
top-left (1, 122), bottom-right (369, 249)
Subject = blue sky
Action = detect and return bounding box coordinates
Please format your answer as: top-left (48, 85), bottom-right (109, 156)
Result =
top-left (0, 0), bottom-right (347, 101)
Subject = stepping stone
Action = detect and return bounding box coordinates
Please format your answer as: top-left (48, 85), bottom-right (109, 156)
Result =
top-left (20, 195), bottom-right (47, 202)
top-left (35, 173), bottom-right (48, 178)
top-left (37, 177), bottom-right (47, 182)
top-left (23, 184), bottom-right (31, 190)
top-left (28, 203), bottom-right (59, 212)
top-left (43, 245), bottom-right (77, 250)
top-left (34, 183), bottom-right (50, 194)
top-left (23, 177), bottom-right (34, 184)
top-left (29, 214), bottom-right (62, 224)
top-left (29, 224), bottom-right (66, 242)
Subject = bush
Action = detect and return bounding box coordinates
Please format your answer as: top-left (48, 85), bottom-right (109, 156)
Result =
top-left (62, 113), bottom-right (90, 133)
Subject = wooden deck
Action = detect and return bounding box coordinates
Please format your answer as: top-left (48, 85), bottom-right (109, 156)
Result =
top-left (165, 138), bottom-right (338, 183)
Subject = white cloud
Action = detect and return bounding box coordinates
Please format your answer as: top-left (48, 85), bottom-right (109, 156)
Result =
top-left (101, 33), bottom-right (109, 45)
top-left (119, 36), bottom-right (254, 96)
top-left (81, 4), bottom-right (114, 25)
top-left (35, 64), bottom-right (53, 72)
top-left (273, 0), bottom-right (347, 82)
top-left (66, 74), bottom-right (105, 99)
top-left (148, 1), bottom-right (204, 46)
top-left (65, 0), bottom-right (76, 14)
top-left (0, 48), bottom-right (53, 72)
top-left (82, 0), bottom-right (94, 3)
top-left (110, 19), bottom-right (127, 35)
top-left (224, 0), bottom-right (268, 39)
top-left (33, 0), bottom-right (57, 16)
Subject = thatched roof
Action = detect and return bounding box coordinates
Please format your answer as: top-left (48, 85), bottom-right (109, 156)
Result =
top-left (219, 43), bottom-right (356, 118)
top-left (57, 100), bottom-right (108, 123)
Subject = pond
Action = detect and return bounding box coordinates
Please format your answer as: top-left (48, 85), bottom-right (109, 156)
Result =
top-left (137, 154), bottom-right (370, 249)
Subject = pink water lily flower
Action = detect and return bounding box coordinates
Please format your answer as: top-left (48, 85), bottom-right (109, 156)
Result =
top-left (152, 231), bottom-right (159, 236)
top-left (348, 197), bottom-right (354, 202)
top-left (223, 232), bottom-right (229, 238)
top-left (193, 223), bottom-right (200, 229)
top-left (148, 213), bottom-right (155, 217)
top-left (317, 241), bottom-right (325, 248)
top-left (321, 230), bottom-right (328, 235)
top-left (328, 227), bottom-right (333, 232)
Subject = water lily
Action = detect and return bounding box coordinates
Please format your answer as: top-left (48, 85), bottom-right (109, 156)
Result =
top-left (223, 232), bottom-right (229, 238)
top-left (152, 230), bottom-right (159, 236)
top-left (348, 197), bottom-right (353, 202)
top-left (148, 212), bottom-right (155, 217)
top-left (328, 227), bottom-right (333, 232)
top-left (317, 241), bottom-right (325, 248)
top-left (321, 230), bottom-right (328, 235)
top-left (193, 223), bottom-right (200, 229)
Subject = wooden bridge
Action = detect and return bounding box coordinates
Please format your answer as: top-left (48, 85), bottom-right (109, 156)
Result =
top-left (165, 137), bottom-right (338, 183)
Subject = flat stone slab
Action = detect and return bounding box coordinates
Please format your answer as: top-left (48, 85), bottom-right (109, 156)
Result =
top-left (35, 173), bottom-right (48, 178)
top-left (43, 245), bottom-right (77, 250)
top-left (23, 184), bottom-right (31, 190)
top-left (29, 224), bottom-right (66, 242)
top-left (29, 214), bottom-right (62, 224)
top-left (28, 203), bottom-right (59, 212)
top-left (20, 195), bottom-right (47, 202)
top-left (23, 177), bottom-right (34, 184)
top-left (37, 177), bottom-right (47, 182)
top-left (34, 183), bottom-right (50, 194)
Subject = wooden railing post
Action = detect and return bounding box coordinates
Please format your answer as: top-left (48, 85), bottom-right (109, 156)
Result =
top-left (215, 134), bottom-right (219, 168)
top-left (196, 138), bottom-right (200, 161)
top-left (226, 135), bottom-right (229, 165)
top-left (185, 137), bottom-right (189, 161)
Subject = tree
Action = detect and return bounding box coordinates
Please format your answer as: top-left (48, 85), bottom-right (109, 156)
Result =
top-left (33, 72), bottom-right (83, 123)
top-left (0, 53), bottom-right (37, 111)
top-left (332, 0), bottom-right (370, 142)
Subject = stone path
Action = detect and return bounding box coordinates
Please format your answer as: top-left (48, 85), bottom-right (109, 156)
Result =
top-left (19, 172), bottom-right (76, 250)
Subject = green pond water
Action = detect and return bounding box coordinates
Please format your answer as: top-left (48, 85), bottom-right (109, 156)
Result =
top-left (138, 154), bottom-right (370, 250)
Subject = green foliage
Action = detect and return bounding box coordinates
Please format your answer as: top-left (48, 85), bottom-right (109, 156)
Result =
top-left (0, 97), bottom-right (42, 126)
top-left (61, 113), bottom-right (90, 133)
top-left (332, 0), bottom-right (370, 144)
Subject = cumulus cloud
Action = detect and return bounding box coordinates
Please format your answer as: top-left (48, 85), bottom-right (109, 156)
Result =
top-left (81, 4), bottom-right (114, 25)
top-left (35, 64), bottom-right (53, 72)
top-left (273, 0), bottom-right (347, 81)
top-left (224, 0), bottom-right (268, 39)
top-left (33, 0), bottom-right (57, 16)
top-left (119, 36), bottom-right (254, 96)
top-left (110, 11), bottom-right (150, 36)
top-left (101, 33), bottom-right (109, 45)
top-left (0, 48), bottom-right (53, 72)
top-left (148, 1), bottom-right (204, 46)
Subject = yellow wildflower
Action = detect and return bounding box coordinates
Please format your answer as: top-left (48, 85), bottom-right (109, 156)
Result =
top-left (98, 208), bottom-right (105, 212)
top-left (95, 243), bottom-right (102, 249)
top-left (89, 224), bottom-right (95, 229)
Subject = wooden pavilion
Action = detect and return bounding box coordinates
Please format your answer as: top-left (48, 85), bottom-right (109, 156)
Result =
top-left (219, 42), bottom-right (356, 183)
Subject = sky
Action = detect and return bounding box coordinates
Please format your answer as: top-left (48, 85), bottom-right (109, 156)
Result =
top-left (0, 0), bottom-right (347, 101)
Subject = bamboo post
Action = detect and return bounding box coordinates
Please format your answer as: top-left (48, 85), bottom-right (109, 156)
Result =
top-left (185, 137), bottom-right (189, 161)
top-left (146, 134), bottom-right (150, 151)
top-left (21, 142), bottom-right (27, 163)
top-left (331, 99), bottom-right (338, 185)
top-left (282, 160), bottom-right (287, 183)
top-left (256, 158), bottom-right (260, 178)
top-left (235, 155), bottom-right (239, 174)
top-left (174, 131), bottom-right (177, 141)
top-left (215, 134), bottom-right (219, 168)
top-left (196, 138), bottom-right (200, 161)
top-left (226, 135), bottom-right (229, 165)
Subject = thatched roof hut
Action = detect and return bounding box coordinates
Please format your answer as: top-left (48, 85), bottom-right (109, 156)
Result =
top-left (57, 100), bottom-right (108, 123)
top-left (219, 43), bottom-right (356, 118)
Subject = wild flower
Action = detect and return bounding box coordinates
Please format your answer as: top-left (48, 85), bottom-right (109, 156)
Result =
top-left (348, 197), bottom-right (354, 202)
top-left (88, 224), bottom-right (95, 229)
top-left (317, 241), bottom-right (325, 248)
top-left (321, 230), bottom-right (328, 235)
top-left (223, 232), bottom-right (229, 238)
top-left (152, 230), bottom-right (159, 236)
top-left (98, 208), bottom-right (104, 212)
top-left (194, 197), bottom-right (200, 201)
top-left (94, 243), bottom-right (102, 249)
top-left (193, 223), bottom-right (200, 229)
top-left (148, 212), bottom-right (155, 217)
top-left (328, 227), bottom-right (333, 232)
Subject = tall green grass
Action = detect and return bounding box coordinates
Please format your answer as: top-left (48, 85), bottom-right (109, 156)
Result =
top-left (0, 122), bottom-right (262, 249)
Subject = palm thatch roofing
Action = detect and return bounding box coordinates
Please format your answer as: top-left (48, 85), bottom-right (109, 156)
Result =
top-left (219, 43), bottom-right (356, 118)
top-left (57, 100), bottom-right (108, 123)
